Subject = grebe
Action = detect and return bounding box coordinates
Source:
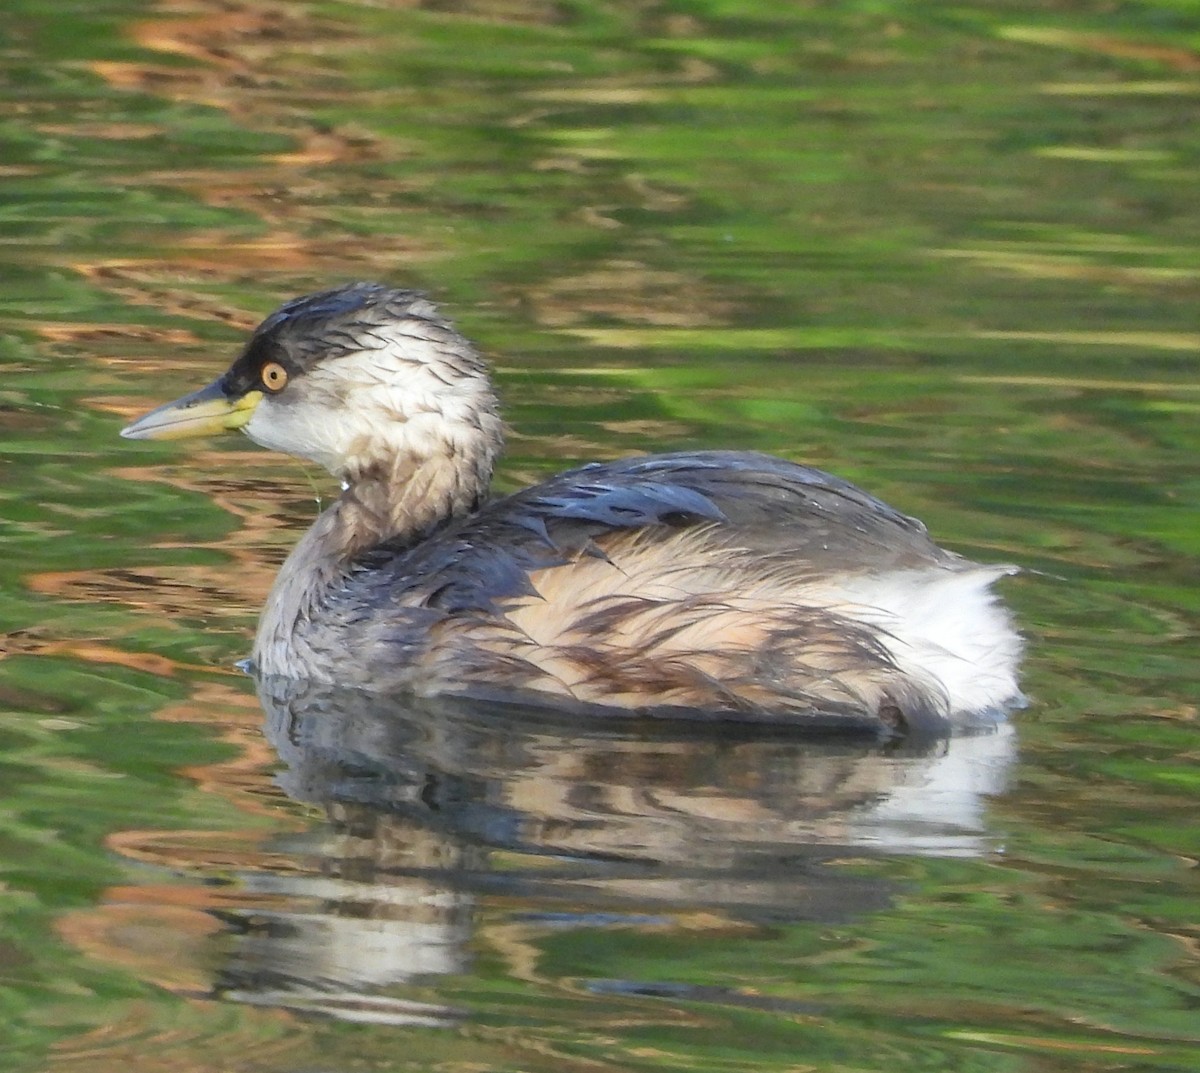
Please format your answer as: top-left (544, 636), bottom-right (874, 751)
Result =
top-left (121, 283), bottom-right (1022, 734)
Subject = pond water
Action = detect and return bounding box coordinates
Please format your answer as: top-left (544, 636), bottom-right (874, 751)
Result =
top-left (1, 1), bottom-right (1198, 1070)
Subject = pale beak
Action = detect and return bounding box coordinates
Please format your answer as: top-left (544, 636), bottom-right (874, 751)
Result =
top-left (120, 379), bottom-right (263, 441)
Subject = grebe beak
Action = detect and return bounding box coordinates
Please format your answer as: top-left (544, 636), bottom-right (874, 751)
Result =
top-left (121, 379), bottom-right (262, 441)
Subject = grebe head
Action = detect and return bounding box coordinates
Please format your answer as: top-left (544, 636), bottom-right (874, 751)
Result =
top-left (120, 283), bottom-right (504, 489)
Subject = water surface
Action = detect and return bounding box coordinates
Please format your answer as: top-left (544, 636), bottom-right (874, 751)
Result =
top-left (1, 1), bottom-right (1197, 1070)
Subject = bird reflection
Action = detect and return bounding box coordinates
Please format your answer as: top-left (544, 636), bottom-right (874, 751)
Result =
top-left (214, 680), bottom-right (1015, 1024)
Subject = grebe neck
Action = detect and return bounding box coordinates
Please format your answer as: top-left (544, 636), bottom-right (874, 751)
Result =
top-left (333, 448), bottom-right (489, 558)
top-left (252, 447), bottom-right (492, 678)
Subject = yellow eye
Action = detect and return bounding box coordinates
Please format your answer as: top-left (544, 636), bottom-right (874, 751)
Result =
top-left (261, 361), bottom-right (289, 392)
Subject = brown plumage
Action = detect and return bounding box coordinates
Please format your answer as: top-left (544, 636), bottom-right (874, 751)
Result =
top-left (122, 283), bottom-right (1023, 735)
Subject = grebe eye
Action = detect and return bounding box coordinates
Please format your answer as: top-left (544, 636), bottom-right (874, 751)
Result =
top-left (261, 361), bottom-right (289, 392)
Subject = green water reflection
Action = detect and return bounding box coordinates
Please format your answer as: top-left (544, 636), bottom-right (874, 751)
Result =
top-left (0, 0), bottom-right (1197, 1070)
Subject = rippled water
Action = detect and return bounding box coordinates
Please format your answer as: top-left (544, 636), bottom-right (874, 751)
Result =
top-left (1, 1), bottom-right (1198, 1070)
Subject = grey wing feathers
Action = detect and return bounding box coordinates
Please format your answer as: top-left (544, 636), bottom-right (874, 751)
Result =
top-left (519, 451), bottom-right (945, 567)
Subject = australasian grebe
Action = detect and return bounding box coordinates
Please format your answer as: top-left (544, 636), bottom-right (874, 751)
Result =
top-left (121, 282), bottom-right (1022, 734)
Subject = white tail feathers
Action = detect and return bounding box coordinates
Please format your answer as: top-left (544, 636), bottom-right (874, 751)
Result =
top-left (811, 564), bottom-right (1024, 719)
